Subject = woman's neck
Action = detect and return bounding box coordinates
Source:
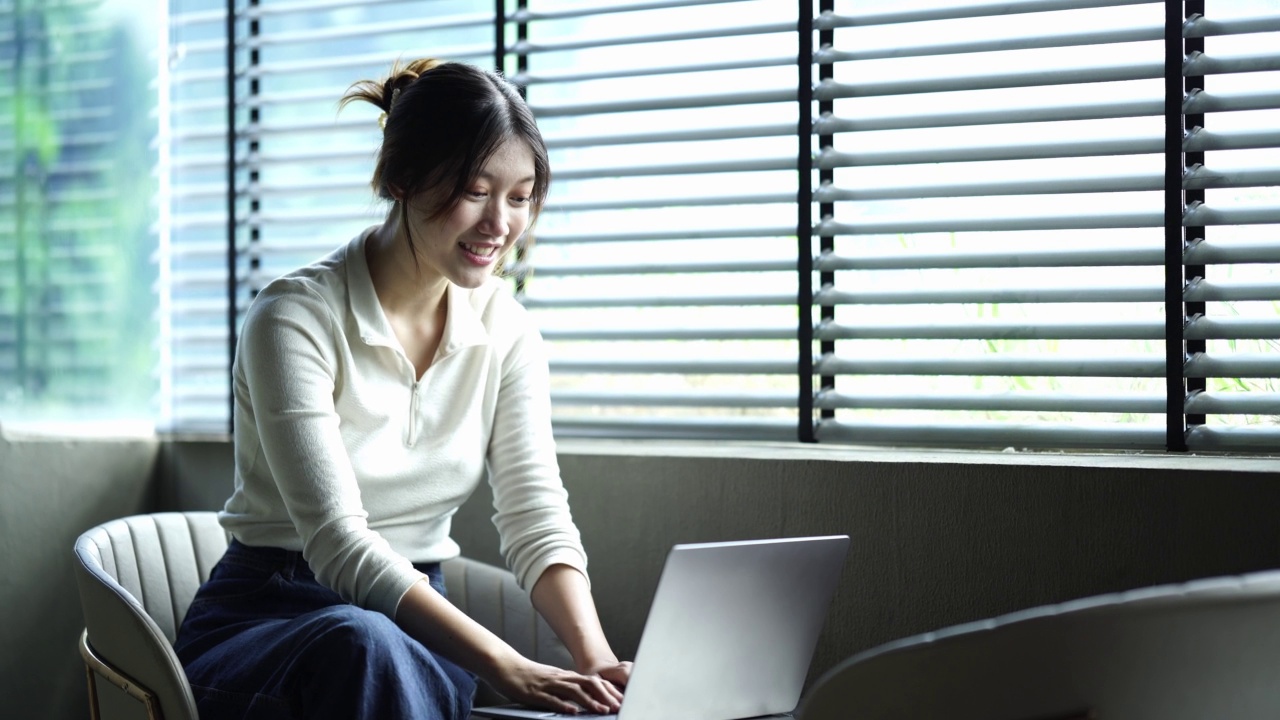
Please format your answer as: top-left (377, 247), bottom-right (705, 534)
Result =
top-left (365, 207), bottom-right (448, 320)
top-left (365, 211), bottom-right (450, 378)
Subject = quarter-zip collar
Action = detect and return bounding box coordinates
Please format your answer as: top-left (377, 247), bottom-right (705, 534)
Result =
top-left (346, 227), bottom-right (398, 350)
top-left (437, 282), bottom-right (491, 360)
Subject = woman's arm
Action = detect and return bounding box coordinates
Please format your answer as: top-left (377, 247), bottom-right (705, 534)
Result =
top-left (530, 564), bottom-right (633, 688)
top-left (395, 577), bottom-right (624, 714)
top-left (480, 308), bottom-right (631, 707)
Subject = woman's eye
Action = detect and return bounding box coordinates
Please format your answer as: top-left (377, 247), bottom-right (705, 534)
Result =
top-left (467, 190), bottom-right (488, 199)
top-left (510, 195), bottom-right (531, 205)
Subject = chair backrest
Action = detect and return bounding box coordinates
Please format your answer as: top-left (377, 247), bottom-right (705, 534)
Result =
top-left (443, 555), bottom-right (575, 671)
top-left (74, 511), bottom-right (229, 720)
top-left (798, 570), bottom-right (1280, 720)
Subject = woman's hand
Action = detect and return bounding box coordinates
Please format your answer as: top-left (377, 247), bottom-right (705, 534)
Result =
top-left (490, 656), bottom-right (624, 715)
top-left (527, 564), bottom-right (632, 710)
top-left (581, 659), bottom-right (632, 691)
top-left (395, 576), bottom-right (629, 714)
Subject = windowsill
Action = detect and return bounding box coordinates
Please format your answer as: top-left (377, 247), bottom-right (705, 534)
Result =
top-left (1, 421), bottom-right (159, 441)
top-left (6, 426), bottom-right (1276, 474)
top-left (554, 437), bottom-right (1280, 474)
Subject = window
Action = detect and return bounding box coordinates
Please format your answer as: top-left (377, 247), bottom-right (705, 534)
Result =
top-left (0, 0), bottom-right (158, 425)
top-left (199, 0), bottom-right (1280, 452)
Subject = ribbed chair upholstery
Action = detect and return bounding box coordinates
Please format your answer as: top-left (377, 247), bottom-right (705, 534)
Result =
top-left (75, 512), bottom-right (224, 720)
top-left (443, 555), bottom-right (575, 672)
top-left (798, 570), bottom-right (1280, 720)
top-left (74, 511), bottom-right (571, 719)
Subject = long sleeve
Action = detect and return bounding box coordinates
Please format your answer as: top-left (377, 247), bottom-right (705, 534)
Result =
top-left (486, 320), bottom-right (588, 591)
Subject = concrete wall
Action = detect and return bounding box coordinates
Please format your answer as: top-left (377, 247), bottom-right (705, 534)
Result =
top-left (453, 443), bottom-right (1280, 685)
top-left (0, 431), bottom-right (159, 720)
top-left (160, 440), bottom-right (1280, 693)
top-left (6, 434), bottom-right (1280, 720)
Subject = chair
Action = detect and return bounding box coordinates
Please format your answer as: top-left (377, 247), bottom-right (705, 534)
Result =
top-left (74, 511), bottom-right (571, 720)
top-left (798, 570), bottom-right (1280, 720)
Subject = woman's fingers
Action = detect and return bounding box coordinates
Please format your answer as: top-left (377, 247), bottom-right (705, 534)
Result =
top-left (594, 661), bottom-right (632, 693)
top-left (499, 661), bottom-right (622, 714)
top-left (595, 674), bottom-right (623, 704)
top-left (566, 673), bottom-right (619, 713)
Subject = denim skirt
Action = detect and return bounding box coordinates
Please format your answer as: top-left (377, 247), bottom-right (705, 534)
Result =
top-left (174, 539), bottom-right (477, 720)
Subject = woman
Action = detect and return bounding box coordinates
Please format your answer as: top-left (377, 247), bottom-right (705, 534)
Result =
top-left (174, 58), bottom-right (631, 720)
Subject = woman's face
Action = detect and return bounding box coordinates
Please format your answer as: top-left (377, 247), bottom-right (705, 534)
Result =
top-left (403, 138), bottom-right (536, 290)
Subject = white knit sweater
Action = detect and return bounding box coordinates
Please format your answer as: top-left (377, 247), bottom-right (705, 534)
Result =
top-left (220, 228), bottom-right (587, 619)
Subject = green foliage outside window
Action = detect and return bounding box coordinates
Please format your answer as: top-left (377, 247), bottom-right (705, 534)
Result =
top-left (0, 0), bottom-right (157, 424)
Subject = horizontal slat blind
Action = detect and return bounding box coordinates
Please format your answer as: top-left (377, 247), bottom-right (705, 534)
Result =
top-left (812, 0), bottom-right (1279, 451)
top-left (1, 0), bottom-right (157, 424)
top-left (510, 0), bottom-right (801, 441)
top-left (165, 0), bottom-right (233, 431)
top-left (815, 0), bottom-right (1170, 449)
top-left (1178, 0), bottom-right (1280, 451)
top-left (205, 0), bottom-right (1277, 453)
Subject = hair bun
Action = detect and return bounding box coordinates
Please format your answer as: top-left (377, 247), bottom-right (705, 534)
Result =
top-left (339, 57), bottom-right (444, 116)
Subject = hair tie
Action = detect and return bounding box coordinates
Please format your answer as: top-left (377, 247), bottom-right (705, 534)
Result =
top-left (378, 87), bottom-right (402, 131)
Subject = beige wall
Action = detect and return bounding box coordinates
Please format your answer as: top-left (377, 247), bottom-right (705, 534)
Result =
top-left (5, 434), bottom-right (1280, 720)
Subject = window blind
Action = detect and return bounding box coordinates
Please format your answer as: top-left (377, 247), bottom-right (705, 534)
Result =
top-left (1175, 1), bottom-right (1280, 450)
top-left (506, 0), bottom-right (803, 441)
top-left (165, 0), bottom-right (233, 431)
top-left (807, 0), bottom-right (1280, 450)
top-left (204, 0), bottom-right (1279, 453)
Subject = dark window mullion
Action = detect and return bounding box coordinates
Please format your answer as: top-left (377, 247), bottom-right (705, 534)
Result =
top-left (225, 0), bottom-right (241, 433)
top-left (817, 0), bottom-right (834, 426)
top-left (1184, 0), bottom-right (1206, 428)
top-left (504, 0), bottom-right (530, 296)
top-left (798, 0), bottom-right (816, 442)
top-left (1164, 0), bottom-right (1189, 452)
top-left (247, 4), bottom-right (262, 298)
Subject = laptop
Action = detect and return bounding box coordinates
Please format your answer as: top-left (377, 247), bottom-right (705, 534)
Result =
top-left (471, 535), bottom-right (850, 720)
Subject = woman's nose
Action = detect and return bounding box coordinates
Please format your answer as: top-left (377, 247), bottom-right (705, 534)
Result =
top-left (478, 201), bottom-right (509, 238)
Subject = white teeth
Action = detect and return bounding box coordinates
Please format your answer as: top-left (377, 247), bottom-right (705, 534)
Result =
top-left (462, 243), bottom-right (496, 257)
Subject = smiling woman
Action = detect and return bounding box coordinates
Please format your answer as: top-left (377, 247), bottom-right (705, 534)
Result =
top-left (339, 59), bottom-right (546, 377)
top-left (172, 58), bottom-right (631, 720)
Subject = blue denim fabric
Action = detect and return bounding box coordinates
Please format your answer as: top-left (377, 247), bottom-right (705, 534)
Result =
top-left (174, 539), bottom-right (477, 720)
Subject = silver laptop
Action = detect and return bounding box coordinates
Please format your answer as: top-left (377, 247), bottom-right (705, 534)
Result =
top-left (472, 535), bottom-right (850, 720)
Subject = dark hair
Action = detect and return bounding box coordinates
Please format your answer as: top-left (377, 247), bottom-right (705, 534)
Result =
top-left (339, 58), bottom-right (550, 264)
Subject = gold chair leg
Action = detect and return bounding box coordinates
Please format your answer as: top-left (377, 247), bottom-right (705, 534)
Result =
top-left (79, 629), bottom-right (166, 720)
top-left (84, 658), bottom-right (101, 720)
